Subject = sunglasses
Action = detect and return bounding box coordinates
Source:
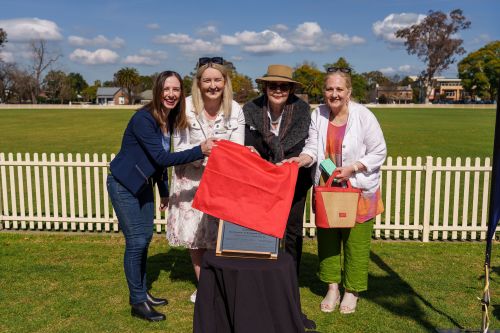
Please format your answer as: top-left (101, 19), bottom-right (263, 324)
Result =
top-left (267, 82), bottom-right (292, 91)
top-left (197, 57), bottom-right (224, 67)
top-left (327, 67), bottom-right (352, 74)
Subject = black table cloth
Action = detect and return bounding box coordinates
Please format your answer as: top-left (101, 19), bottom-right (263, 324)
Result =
top-left (193, 251), bottom-right (306, 333)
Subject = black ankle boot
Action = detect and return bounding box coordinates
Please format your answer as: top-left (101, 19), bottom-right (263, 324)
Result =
top-left (131, 302), bottom-right (166, 322)
top-left (147, 291), bottom-right (168, 306)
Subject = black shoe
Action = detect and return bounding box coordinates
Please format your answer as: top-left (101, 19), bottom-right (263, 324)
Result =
top-left (147, 291), bottom-right (168, 306)
top-left (131, 302), bottom-right (166, 322)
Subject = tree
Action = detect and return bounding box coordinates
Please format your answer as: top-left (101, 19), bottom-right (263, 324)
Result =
top-left (0, 63), bottom-right (35, 103)
top-left (293, 62), bottom-right (324, 103)
top-left (82, 85), bottom-right (98, 103)
top-left (0, 61), bottom-right (16, 102)
top-left (362, 71), bottom-right (391, 89)
top-left (396, 9), bottom-right (471, 103)
top-left (230, 71), bottom-right (258, 103)
top-left (29, 39), bottom-right (62, 103)
top-left (113, 67), bottom-right (140, 105)
top-left (458, 40), bottom-right (500, 101)
top-left (67, 72), bottom-right (88, 101)
top-left (138, 74), bottom-right (155, 92)
top-left (43, 70), bottom-right (72, 104)
top-left (183, 75), bottom-right (193, 96)
top-left (0, 28), bottom-right (7, 48)
top-left (324, 57), bottom-right (368, 103)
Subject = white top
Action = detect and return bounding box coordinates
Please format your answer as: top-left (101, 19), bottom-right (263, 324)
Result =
top-left (173, 96), bottom-right (245, 151)
top-left (301, 101), bottom-right (387, 194)
top-left (267, 109), bottom-right (282, 136)
top-left (167, 96), bottom-right (245, 249)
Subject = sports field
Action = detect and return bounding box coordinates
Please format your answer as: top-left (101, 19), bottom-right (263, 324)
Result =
top-left (0, 107), bottom-right (495, 158)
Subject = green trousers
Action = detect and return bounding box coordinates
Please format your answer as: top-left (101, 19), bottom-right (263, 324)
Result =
top-left (317, 219), bottom-right (374, 292)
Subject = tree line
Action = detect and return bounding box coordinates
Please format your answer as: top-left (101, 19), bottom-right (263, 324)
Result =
top-left (0, 8), bottom-right (498, 105)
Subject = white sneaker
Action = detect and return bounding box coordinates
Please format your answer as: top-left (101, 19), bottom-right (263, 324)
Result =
top-left (190, 290), bottom-right (197, 303)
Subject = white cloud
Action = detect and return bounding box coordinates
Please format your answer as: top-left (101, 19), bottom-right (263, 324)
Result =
top-left (0, 51), bottom-right (15, 63)
top-left (68, 35), bottom-right (125, 48)
top-left (472, 34), bottom-right (491, 44)
top-left (0, 18), bottom-right (62, 41)
top-left (122, 49), bottom-right (167, 66)
top-left (328, 33), bottom-right (366, 50)
top-left (379, 67), bottom-right (396, 75)
top-left (372, 13), bottom-right (426, 43)
top-left (154, 33), bottom-right (193, 44)
top-left (398, 65), bottom-right (412, 72)
top-left (379, 65), bottom-right (415, 75)
top-left (230, 56), bottom-right (243, 61)
top-left (69, 48), bottom-right (119, 65)
top-left (197, 25), bottom-right (218, 36)
top-left (179, 39), bottom-right (222, 54)
top-left (270, 24), bottom-right (288, 32)
top-left (147, 23), bottom-right (160, 30)
top-left (221, 30), bottom-right (294, 54)
top-left (292, 22), bottom-right (323, 46)
top-left (1, 42), bottom-right (38, 60)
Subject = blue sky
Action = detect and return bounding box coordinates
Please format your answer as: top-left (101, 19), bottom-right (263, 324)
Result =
top-left (1, 0), bottom-right (499, 85)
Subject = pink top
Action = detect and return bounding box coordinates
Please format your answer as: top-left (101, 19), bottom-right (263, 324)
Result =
top-left (323, 122), bottom-right (384, 223)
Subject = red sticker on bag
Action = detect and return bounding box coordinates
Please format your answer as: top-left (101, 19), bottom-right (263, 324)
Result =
top-left (339, 212), bottom-right (347, 218)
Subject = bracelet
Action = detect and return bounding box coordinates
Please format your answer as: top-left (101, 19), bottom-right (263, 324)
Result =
top-left (352, 163), bottom-right (359, 173)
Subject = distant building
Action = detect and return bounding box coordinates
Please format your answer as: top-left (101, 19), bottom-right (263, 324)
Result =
top-left (138, 90), bottom-right (152, 105)
top-left (96, 87), bottom-right (129, 105)
top-left (408, 76), bottom-right (469, 103)
top-left (370, 84), bottom-right (413, 104)
top-left (430, 78), bottom-right (469, 102)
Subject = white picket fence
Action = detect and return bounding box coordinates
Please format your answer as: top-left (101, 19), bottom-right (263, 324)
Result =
top-left (0, 153), bottom-right (496, 241)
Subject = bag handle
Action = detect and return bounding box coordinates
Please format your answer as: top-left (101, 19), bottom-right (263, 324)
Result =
top-left (325, 170), bottom-right (353, 188)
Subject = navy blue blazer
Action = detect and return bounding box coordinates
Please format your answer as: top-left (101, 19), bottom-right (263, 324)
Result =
top-left (110, 108), bottom-right (204, 197)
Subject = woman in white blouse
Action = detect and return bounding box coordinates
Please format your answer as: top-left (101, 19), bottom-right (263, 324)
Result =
top-left (167, 57), bottom-right (245, 303)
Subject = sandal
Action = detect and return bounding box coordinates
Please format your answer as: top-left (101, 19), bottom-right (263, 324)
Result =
top-left (190, 290), bottom-right (197, 304)
top-left (320, 288), bottom-right (340, 313)
top-left (339, 291), bottom-right (359, 314)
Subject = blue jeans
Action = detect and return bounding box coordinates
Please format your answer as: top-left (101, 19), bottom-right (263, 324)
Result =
top-left (107, 174), bottom-right (154, 305)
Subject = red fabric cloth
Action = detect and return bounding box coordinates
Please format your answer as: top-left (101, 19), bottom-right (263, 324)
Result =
top-left (192, 140), bottom-right (298, 238)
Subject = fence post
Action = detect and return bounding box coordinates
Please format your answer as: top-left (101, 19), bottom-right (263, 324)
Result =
top-left (422, 156), bottom-right (434, 242)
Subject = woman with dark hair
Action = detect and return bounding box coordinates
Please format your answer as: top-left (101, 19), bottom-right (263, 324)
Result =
top-left (243, 64), bottom-right (312, 276)
top-left (107, 71), bottom-right (215, 321)
top-left (167, 57), bottom-right (245, 303)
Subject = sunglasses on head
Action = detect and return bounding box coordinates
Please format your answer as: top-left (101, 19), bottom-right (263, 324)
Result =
top-left (327, 67), bottom-right (352, 74)
top-left (267, 82), bottom-right (292, 91)
top-left (198, 57), bottom-right (224, 67)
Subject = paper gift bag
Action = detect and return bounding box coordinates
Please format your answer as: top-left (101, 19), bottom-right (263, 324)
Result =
top-left (192, 140), bottom-right (298, 238)
top-left (314, 172), bottom-right (361, 228)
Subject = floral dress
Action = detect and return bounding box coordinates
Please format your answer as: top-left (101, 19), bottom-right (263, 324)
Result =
top-left (166, 96), bottom-right (245, 249)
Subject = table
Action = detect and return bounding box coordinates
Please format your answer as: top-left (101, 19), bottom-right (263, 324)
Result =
top-left (193, 251), bottom-right (308, 333)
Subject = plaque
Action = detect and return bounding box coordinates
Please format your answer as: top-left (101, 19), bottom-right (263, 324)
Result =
top-left (216, 220), bottom-right (280, 259)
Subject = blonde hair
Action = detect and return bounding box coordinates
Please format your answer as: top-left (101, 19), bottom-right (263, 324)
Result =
top-left (324, 71), bottom-right (352, 92)
top-left (191, 63), bottom-right (233, 119)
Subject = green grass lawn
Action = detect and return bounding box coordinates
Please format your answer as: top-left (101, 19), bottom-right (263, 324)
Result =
top-left (0, 233), bottom-right (498, 333)
top-left (0, 107), bottom-right (495, 158)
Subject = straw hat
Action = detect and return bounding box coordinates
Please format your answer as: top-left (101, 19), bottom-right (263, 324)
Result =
top-left (255, 64), bottom-right (300, 85)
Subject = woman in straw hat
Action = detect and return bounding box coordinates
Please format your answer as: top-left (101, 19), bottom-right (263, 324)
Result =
top-left (243, 64), bottom-right (312, 277)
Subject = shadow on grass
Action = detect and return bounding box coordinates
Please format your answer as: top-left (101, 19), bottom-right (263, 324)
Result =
top-left (146, 247), bottom-right (196, 290)
top-left (367, 252), bottom-right (463, 331)
top-left (298, 250), bottom-right (463, 331)
top-left (298, 251), bottom-right (323, 295)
